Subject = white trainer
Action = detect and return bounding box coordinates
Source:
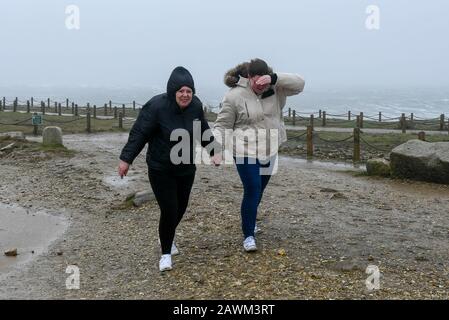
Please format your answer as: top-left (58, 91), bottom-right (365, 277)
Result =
top-left (171, 242), bottom-right (179, 256)
top-left (243, 236), bottom-right (257, 252)
top-left (254, 223), bottom-right (260, 234)
top-left (159, 254), bottom-right (172, 272)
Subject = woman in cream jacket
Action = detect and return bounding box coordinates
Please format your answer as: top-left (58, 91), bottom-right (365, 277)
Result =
top-left (213, 58), bottom-right (305, 252)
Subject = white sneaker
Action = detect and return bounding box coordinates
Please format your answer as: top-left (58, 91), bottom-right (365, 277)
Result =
top-left (254, 223), bottom-right (260, 234)
top-left (243, 236), bottom-right (257, 252)
top-left (159, 254), bottom-right (172, 272)
top-left (171, 242), bottom-right (179, 256)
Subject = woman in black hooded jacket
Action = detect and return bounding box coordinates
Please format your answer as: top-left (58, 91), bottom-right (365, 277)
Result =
top-left (118, 66), bottom-right (219, 272)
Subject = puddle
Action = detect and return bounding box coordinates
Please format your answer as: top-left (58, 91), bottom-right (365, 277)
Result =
top-left (279, 156), bottom-right (366, 171)
top-left (0, 203), bottom-right (68, 279)
top-left (103, 175), bottom-right (131, 187)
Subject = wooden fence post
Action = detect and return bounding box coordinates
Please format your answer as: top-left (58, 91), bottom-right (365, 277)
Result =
top-left (13, 98), bottom-right (17, 112)
top-left (348, 111), bottom-right (351, 121)
top-left (401, 113), bottom-right (406, 133)
top-left (47, 98), bottom-right (50, 111)
top-left (58, 103), bottom-right (62, 116)
top-left (119, 112), bottom-right (123, 129)
top-left (319, 109), bottom-right (322, 119)
top-left (288, 108), bottom-right (291, 118)
top-left (75, 104), bottom-right (78, 116)
top-left (114, 106), bottom-right (117, 119)
top-left (66, 98), bottom-right (69, 109)
top-left (72, 102), bottom-right (75, 115)
top-left (42, 101), bottom-right (46, 115)
top-left (356, 115), bottom-right (360, 128)
top-left (353, 128), bottom-right (360, 163)
top-left (86, 111), bottom-right (91, 133)
top-left (310, 114), bottom-right (314, 131)
top-left (93, 105), bottom-right (97, 119)
top-left (307, 125), bottom-right (313, 158)
top-left (359, 112), bottom-right (364, 128)
top-left (27, 100), bottom-right (30, 113)
top-left (122, 104), bottom-right (126, 117)
top-left (31, 97), bottom-right (34, 108)
top-left (3, 97), bottom-right (6, 110)
top-left (133, 101), bottom-right (136, 111)
top-left (440, 114), bottom-right (445, 131)
top-left (292, 110), bottom-right (296, 126)
top-left (54, 102), bottom-right (58, 113)
top-left (379, 112), bottom-right (382, 122)
top-left (109, 100), bottom-right (112, 112)
top-left (322, 111), bottom-right (326, 127)
top-left (0, 100), bottom-right (2, 112)
top-left (104, 103), bottom-right (108, 116)
top-left (418, 131), bottom-right (426, 141)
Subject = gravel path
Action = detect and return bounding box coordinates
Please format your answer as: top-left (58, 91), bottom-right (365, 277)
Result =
top-left (1, 132), bottom-right (449, 299)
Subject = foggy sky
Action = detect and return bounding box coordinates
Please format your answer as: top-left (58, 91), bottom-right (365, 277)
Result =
top-left (1, 0), bottom-right (448, 92)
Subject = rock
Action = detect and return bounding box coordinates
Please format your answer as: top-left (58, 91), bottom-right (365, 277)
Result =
top-left (0, 142), bottom-right (16, 151)
top-left (133, 190), bottom-right (155, 207)
top-left (42, 126), bottom-right (63, 147)
top-left (366, 158), bottom-right (391, 177)
top-left (390, 140), bottom-right (449, 184)
top-left (277, 249), bottom-right (287, 256)
top-left (330, 192), bottom-right (348, 200)
top-left (320, 187), bottom-right (339, 193)
top-left (4, 248), bottom-right (18, 257)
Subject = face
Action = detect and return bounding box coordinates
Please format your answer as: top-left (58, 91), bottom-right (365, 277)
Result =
top-left (249, 75), bottom-right (270, 95)
top-left (175, 86), bottom-right (193, 108)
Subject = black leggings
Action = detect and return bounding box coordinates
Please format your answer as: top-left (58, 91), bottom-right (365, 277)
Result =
top-left (148, 169), bottom-right (195, 254)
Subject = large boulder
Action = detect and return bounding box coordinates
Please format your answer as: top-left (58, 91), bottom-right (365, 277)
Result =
top-left (42, 126), bottom-right (63, 147)
top-left (132, 190), bottom-right (156, 207)
top-left (366, 158), bottom-right (391, 177)
top-left (390, 139), bottom-right (449, 184)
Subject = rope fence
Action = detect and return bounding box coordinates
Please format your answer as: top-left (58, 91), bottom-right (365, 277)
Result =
top-left (286, 124), bottom-right (441, 162)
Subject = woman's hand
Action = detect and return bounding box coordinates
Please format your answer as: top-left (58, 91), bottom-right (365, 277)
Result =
top-left (118, 160), bottom-right (130, 178)
top-left (255, 75), bottom-right (272, 86)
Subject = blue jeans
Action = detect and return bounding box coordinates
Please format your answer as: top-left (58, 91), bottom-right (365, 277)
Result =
top-left (234, 157), bottom-right (275, 238)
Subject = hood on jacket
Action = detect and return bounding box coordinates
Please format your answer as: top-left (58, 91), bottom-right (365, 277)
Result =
top-left (166, 66), bottom-right (195, 99)
top-left (224, 62), bottom-right (249, 88)
top-left (224, 61), bottom-right (274, 88)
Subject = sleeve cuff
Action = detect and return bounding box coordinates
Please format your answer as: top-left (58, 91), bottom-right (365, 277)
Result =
top-left (270, 73), bottom-right (278, 85)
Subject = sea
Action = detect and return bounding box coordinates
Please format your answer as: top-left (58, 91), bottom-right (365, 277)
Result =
top-left (1, 85), bottom-right (448, 119)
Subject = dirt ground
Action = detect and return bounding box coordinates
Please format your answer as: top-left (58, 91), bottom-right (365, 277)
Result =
top-left (1, 132), bottom-right (449, 299)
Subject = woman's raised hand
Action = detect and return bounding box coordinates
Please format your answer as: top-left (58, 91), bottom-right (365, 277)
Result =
top-left (255, 75), bottom-right (271, 86)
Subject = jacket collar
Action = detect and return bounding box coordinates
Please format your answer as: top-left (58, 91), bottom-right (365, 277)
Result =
top-left (236, 76), bottom-right (249, 88)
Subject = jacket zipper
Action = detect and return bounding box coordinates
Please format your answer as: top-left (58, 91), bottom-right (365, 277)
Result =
top-left (244, 102), bottom-right (250, 118)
